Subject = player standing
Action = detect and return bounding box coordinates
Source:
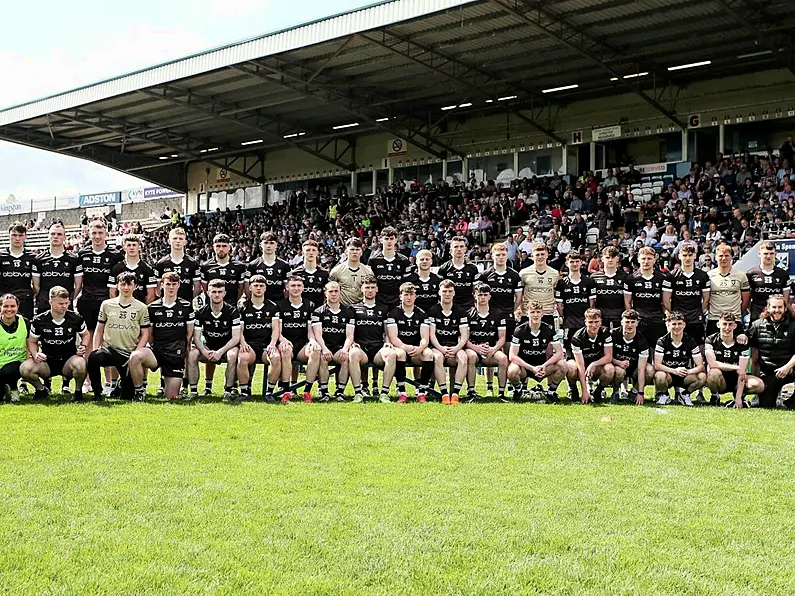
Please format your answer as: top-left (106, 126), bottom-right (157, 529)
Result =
top-left (245, 232), bottom-right (292, 304)
top-left (746, 241), bottom-right (789, 322)
top-left (0, 222), bottom-right (36, 320)
top-left (405, 249), bottom-right (441, 313)
top-left (624, 246), bottom-right (668, 348)
top-left (591, 246), bottom-right (627, 331)
top-left (653, 312), bottom-right (706, 406)
top-left (109, 234), bottom-right (157, 304)
top-left (288, 239), bottom-right (329, 310)
top-left (21, 287), bottom-right (89, 401)
top-left (32, 223), bottom-right (82, 315)
top-left (520, 242), bottom-right (560, 329)
top-left (128, 272), bottom-right (195, 401)
top-left (427, 279), bottom-right (469, 404)
top-left (386, 282), bottom-right (434, 403)
top-left (555, 251), bottom-right (596, 356)
top-left (663, 244), bottom-right (710, 346)
top-left (154, 227), bottom-right (202, 303)
top-left (437, 236), bottom-right (479, 310)
top-left (704, 313), bottom-right (763, 408)
top-left (706, 243), bottom-right (750, 336)
top-left (330, 238), bottom-right (374, 306)
top-left (368, 226), bottom-right (412, 312)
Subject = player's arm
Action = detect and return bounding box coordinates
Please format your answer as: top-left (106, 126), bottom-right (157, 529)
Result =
top-left (689, 349), bottom-right (705, 375)
top-left (704, 344), bottom-right (738, 372)
top-left (454, 323), bottom-right (468, 351)
top-left (418, 322), bottom-right (429, 351)
top-left (741, 290), bottom-right (751, 314)
top-left (513, 289), bottom-right (523, 318)
top-left (429, 322), bottom-right (444, 352)
top-left (624, 288), bottom-right (633, 311)
top-left (193, 325), bottom-right (211, 359)
top-left (662, 287), bottom-right (672, 314)
top-left (636, 352), bottom-right (649, 396)
top-left (555, 285), bottom-right (564, 318)
top-left (269, 317), bottom-right (281, 351)
top-left (312, 317), bottom-right (329, 351)
top-left (343, 323), bottom-right (355, 353)
top-left (386, 322), bottom-right (406, 350)
top-left (32, 264), bottom-right (40, 299)
top-left (493, 325), bottom-right (507, 354)
top-left (543, 339), bottom-right (564, 367)
top-left (136, 325), bottom-right (151, 351)
top-left (193, 277), bottom-right (202, 299)
top-left (145, 273), bottom-right (157, 304)
top-left (592, 342), bottom-right (613, 369)
top-left (509, 340), bottom-right (533, 371)
top-left (654, 348), bottom-right (679, 375)
top-left (93, 322), bottom-right (105, 352)
top-left (217, 322), bottom-right (241, 357)
top-left (26, 334), bottom-right (41, 361)
top-left (735, 352), bottom-right (750, 406)
top-left (573, 350), bottom-right (589, 393)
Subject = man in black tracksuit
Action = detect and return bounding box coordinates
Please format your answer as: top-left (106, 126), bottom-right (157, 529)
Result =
top-left (747, 295), bottom-right (795, 408)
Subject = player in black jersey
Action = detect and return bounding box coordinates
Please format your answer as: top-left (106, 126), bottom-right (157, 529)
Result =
top-left (109, 234), bottom-right (157, 304)
top-left (187, 279), bottom-right (241, 400)
top-left (245, 232), bottom-right (291, 304)
top-left (276, 275), bottom-right (316, 403)
top-left (437, 236), bottom-right (479, 309)
top-left (200, 234), bottom-right (246, 304)
top-left (288, 239), bottom-right (329, 310)
top-left (566, 308), bottom-right (615, 404)
top-left (507, 300), bottom-right (565, 402)
top-left (591, 246), bottom-right (627, 331)
top-left (0, 221), bottom-right (36, 320)
top-left (367, 226), bottom-right (411, 312)
top-left (652, 311), bottom-right (706, 406)
top-left (128, 272), bottom-right (195, 401)
top-left (465, 283), bottom-right (509, 402)
top-left (747, 241), bottom-right (790, 321)
top-left (555, 251), bottom-right (596, 356)
top-left (310, 281), bottom-right (357, 402)
top-left (663, 244), bottom-right (710, 346)
top-left (155, 227), bottom-right (201, 303)
top-left (200, 234), bottom-right (246, 394)
top-left (348, 276), bottom-right (396, 403)
top-left (405, 249), bottom-right (441, 312)
top-left (75, 218), bottom-right (121, 394)
top-left (20, 286), bottom-right (89, 401)
top-left (427, 279), bottom-right (470, 404)
top-left (624, 246), bottom-right (668, 348)
top-left (234, 274), bottom-right (282, 403)
top-left (32, 223), bottom-right (82, 314)
top-left (386, 282), bottom-right (434, 403)
top-left (704, 312), bottom-right (763, 408)
top-left (610, 309), bottom-right (653, 405)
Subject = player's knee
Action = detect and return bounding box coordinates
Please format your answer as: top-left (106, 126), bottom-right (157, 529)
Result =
top-left (466, 350), bottom-right (477, 364)
top-left (456, 351), bottom-right (468, 365)
top-left (394, 347), bottom-right (407, 361)
top-left (654, 371), bottom-right (668, 386)
top-left (601, 363), bottom-right (615, 380)
top-left (226, 349), bottom-right (238, 364)
top-left (421, 348), bottom-right (433, 361)
top-left (507, 364), bottom-right (520, 381)
top-left (19, 359), bottom-right (36, 377)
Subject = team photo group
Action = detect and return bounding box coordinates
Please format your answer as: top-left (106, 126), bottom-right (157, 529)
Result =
top-left (2, 213), bottom-right (795, 410)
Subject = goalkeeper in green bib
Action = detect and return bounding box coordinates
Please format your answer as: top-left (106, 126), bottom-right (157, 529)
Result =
top-left (0, 293), bottom-right (31, 402)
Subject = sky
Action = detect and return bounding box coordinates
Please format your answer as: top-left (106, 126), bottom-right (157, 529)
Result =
top-left (0, 0), bottom-right (375, 200)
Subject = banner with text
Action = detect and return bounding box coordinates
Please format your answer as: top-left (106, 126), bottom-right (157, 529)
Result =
top-left (592, 125), bottom-right (622, 142)
top-left (79, 191), bottom-right (121, 207)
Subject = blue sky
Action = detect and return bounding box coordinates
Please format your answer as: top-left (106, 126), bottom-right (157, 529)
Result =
top-left (0, 0), bottom-right (374, 199)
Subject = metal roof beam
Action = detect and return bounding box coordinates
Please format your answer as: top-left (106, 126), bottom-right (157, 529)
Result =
top-left (233, 61), bottom-right (462, 160)
top-left (54, 108), bottom-right (260, 183)
top-left (714, 0), bottom-right (795, 76)
top-left (359, 29), bottom-right (568, 145)
top-left (493, 0), bottom-right (685, 128)
top-left (139, 85), bottom-right (356, 171)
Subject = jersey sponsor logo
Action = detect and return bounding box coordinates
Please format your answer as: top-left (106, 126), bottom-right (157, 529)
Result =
top-left (1, 270), bottom-right (30, 278)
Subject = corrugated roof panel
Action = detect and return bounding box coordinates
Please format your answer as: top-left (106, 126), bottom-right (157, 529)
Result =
top-left (0, 0), bottom-right (481, 126)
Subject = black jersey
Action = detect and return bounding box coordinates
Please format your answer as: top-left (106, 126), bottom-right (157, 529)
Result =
top-left (405, 271), bottom-right (442, 312)
top-left (368, 253), bottom-right (412, 304)
top-left (288, 265), bottom-right (329, 310)
top-left (148, 298), bottom-right (194, 358)
top-left (478, 267), bottom-right (522, 313)
top-left (655, 333), bottom-right (700, 368)
top-left (664, 269), bottom-right (710, 323)
top-left (437, 261), bottom-right (480, 309)
top-left (246, 257), bottom-right (291, 303)
top-left (610, 329), bottom-right (650, 368)
top-left (240, 300), bottom-right (280, 349)
top-left (155, 255), bottom-right (201, 302)
top-left (195, 302), bottom-right (241, 351)
top-left (570, 326), bottom-right (613, 366)
top-left (312, 303), bottom-right (355, 351)
top-left (78, 247), bottom-right (121, 301)
top-left (624, 270), bottom-right (668, 322)
top-left (277, 299), bottom-right (314, 346)
top-left (704, 332), bottom-right (750, 366)
top-left (200, 259), bottom-right (247, 303)
top-left (109, 260), bottom-right (157, 304)
top-left (352, 301), bottom-right (388, 347)
top-left (426, 304), bottom-right (468, 348)
top-left (30, 310), bottom-right (86, 361)
top-left (511, 321), bottom-right (558, 365)
top-left (590, 270), bottom-right (628, 323)
top-left (555, 277), bottom-right (596, 329)
top-left (747, 267), bottom-right (790, 320)
top-left (0, 249), bottom-right (35, 300)
top-left (32, 251), bottom-right (82, 307)
top-left (466, 307), bottom-right (506, 345)
top-left (385, 306), bottom-right (428, 347)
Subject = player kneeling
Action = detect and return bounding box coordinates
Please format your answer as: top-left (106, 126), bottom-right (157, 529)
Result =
top-left (187, 279), bottom-right (241, 400)
top-left (610, 309), bottom-right (654, 405)
top-left (386, 283), bottom-right (434, 403)
top-left (507, 300), bottom-right (565, 402)
top-left (21, 286), bottom-right (90, 401)
top-left (705, 312), bottom-right (763, 408)
top-left (566, 308), bottom-right (614, 403)
top-left (236, 275), bottom-right (281, 403)
top-left (310, 281), bottom-right (357, 402)
top-left (465, 282), bottom-right (509, 402)
top-left (128, 273), bottom-right (195, 401)
top-left (653, 311), bottom-right (706, 406)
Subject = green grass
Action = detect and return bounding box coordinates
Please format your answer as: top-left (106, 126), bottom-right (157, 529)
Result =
top-left (1, 368), bottom-right (795, 595)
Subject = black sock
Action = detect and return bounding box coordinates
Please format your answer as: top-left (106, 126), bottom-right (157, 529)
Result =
top-left (240, 384), bottom-right (251, 395)
top-left (439, 383), bottom-right (448, 395)
top-left (420, 361), bottom-right (434, 385)
top-left (264, 380), bottom-right (271, 395)
top-left (395, 362), bottom-right (406, 393)
top-left (190, 384), bottom-right (198, 393)
top-left (452, 382), bottom-right (462, 395)
top-left (279, 381), bottom-right (289, 392)
top-left (319, 382), bottom-right (329, 395)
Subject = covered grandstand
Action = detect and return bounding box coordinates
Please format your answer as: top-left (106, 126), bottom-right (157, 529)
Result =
top-left (0, 0), bottom-right (794, 211)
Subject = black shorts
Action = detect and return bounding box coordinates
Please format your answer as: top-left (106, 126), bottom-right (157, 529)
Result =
top-left (77, 297), bottom-right (103, 331)
top-left (153, 349), bottom-right (185, 379)
top-left (669, 374), bottom-right (687, 389)
top-left (496, 310), bottom-right (517, 344)
top-left (721, 370), bottom-right (739, 391)
top-left (360, 343), bottom-right (383, 364)
top-left (45, 357), bottom-right (69, 378)
top-left (638, 319), bottom-right (667, 348)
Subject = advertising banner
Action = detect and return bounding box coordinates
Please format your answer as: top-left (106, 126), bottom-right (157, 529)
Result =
top-left (592, 125), bottom-right (622, 142)
top-left (79, 191), bottom-right (121, 207)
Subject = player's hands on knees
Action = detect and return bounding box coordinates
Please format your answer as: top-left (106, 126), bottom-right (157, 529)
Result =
top-left (240, 342), bottom-right (252, 354)
top-left (279, 340), bottom-right (293, 354)
top-left (207, 350), bottom-right (221, 363)
top-left (266, 345), bottom-right (279, 359)
top-left (675, 366), bottom-right (688, 377)
top-left (338, 349), bottom-right (349, 363)
top-left (585, 363), bottom-right (596, 379)
top-left (34, 351), bottom-right (48, 363)
top-left (322, 348), bottom-right (333, 362)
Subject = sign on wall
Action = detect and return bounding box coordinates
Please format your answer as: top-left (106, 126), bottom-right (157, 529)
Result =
top-left (387, 138), bottom-right (407, 157)
top-left (79, 191), bottom-right (121, 207)
top-left (592, 125), bottom-right (622, 142)
top-left (571, 130), bottom-right (583, 144)
top-left (688, 114), bottom-right (701, 128)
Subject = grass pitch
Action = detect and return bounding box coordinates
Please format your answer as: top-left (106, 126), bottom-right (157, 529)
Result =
top-left (1, 369), bottom-right (794, 594)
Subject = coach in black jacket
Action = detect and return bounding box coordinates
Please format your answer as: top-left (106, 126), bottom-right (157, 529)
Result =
top-left (747, 295), bottom-right (795, 408)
